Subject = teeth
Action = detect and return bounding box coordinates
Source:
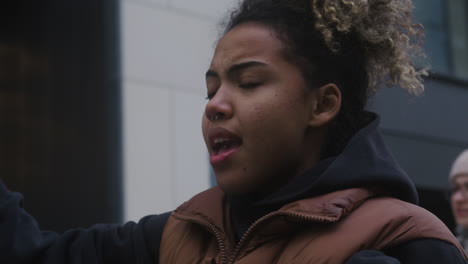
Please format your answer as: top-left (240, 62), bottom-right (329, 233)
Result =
top-left (214, 138), bottom-right (230, 144)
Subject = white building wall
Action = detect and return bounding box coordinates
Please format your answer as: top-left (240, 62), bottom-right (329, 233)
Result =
top-left (121, 0), bottom-right (235, 221)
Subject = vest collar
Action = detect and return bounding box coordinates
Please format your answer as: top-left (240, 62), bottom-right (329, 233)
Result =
top-left (173, 186), bottom-right (376, 239)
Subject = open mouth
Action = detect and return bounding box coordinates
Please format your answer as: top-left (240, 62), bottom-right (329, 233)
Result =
top-left (208, 127), bottom-right (242, 164)
top-left (213, 138), bottom-right (241, 155)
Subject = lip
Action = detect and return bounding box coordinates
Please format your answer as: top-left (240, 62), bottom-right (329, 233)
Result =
top-left (456, 209), bottom-right (468, 217)
top-left (208, 127), bottom-right (242, 165)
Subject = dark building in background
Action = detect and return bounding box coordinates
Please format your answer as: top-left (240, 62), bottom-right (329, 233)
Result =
top-left (371, 0), bottom-right (468, 231)
top-left (0, 1), bottom-right (122, 232)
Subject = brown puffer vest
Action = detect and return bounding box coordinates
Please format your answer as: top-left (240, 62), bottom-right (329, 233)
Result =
top-left (159, 187), bottom-right (466, 264)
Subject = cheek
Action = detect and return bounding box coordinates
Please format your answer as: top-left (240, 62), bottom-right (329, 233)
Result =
top-left (451, 196), bottom-right (457, 209)
top-left (244, 105), bottom-right (282, 138)
top-left (250, 105), bottom-right (267, 124)
top-left (261, 101), bottom-right (307, 133)
top-left (244, 106), bottom-right (305, 152)
top-left (251, 91), bottom-right (305, 122)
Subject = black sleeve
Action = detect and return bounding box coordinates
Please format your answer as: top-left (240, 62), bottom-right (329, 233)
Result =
top-left (0, 180), bottom-right (171, 264)
top-left (345, 250), bottom-right (401, 264)
top-left (345, 239), bottom-right (467, 264)
top-left (384, 238), bottom-right (467, 264)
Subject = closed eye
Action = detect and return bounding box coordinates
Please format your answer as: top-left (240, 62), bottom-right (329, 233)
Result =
top-left (205, 91), bottom-right (216, 100)
top-left (239, 82), bottom-right (262, 89)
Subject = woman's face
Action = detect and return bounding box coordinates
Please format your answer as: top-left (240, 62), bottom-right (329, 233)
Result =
top-left (202, 23), bottom-right (323, 195)
top-left (451, 174), bottom-right (468, 228)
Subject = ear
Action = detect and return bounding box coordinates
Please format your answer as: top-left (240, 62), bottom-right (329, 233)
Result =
top-left (307, 83), bottom-right (341, 127)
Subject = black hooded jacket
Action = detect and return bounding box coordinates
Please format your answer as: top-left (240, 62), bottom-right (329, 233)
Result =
top-left (0, 114), bottom-right (466, 264)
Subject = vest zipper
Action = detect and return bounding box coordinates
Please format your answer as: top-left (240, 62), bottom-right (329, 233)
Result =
top-left (174, 211), bottom-right (337, 264)
top-left (227, 211), bottom-right (336, 264)
top-left (173, 214), bottom-right (227, 264)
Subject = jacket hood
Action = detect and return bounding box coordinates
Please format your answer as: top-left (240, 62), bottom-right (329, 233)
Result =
top-left (253, 112), bottom-right (418, 207)
top-left (318, 113), bottom-right (417, 203)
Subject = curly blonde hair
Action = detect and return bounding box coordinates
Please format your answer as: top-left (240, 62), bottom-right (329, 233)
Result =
top-left (311, 0), bottom-right (427, 94)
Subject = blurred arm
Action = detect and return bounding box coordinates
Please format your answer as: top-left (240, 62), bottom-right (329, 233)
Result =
top-left (0, 180), bottom-right (170, 264)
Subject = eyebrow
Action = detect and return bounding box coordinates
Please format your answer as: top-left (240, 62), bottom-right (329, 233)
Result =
top-left (205, 61), bottom-right (267, 80)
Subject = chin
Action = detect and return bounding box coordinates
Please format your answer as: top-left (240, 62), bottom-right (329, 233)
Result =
top-left (216, 175), bottom-right (258, 195)
top-left (457, 219), bottom-right (468, 229)
top-left (217, 181), bottom-right (251, 195)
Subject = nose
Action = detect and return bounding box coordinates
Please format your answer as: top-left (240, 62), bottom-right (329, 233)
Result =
top-left (204, 87), bottom-right (233, 122)
top-left (452, 190), bottom-right (468, 202)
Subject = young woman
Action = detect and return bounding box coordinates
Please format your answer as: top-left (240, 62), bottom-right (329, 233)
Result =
top-left (1, 0), bottom-right (467, 263)
top-left (450, 150), bottom-right (468, 253)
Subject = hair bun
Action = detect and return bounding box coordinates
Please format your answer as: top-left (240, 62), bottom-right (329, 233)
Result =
top-left (310, 0), bottom-right (427, 94)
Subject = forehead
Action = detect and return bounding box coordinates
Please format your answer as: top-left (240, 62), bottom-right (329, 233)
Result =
top-left (211, 23), bottom-right (285, 68)
top-left (453, 174), bottom-right (468, 185)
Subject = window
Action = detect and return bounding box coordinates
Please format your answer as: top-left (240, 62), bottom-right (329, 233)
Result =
top-left (414, 0), bottom-right (468, 80)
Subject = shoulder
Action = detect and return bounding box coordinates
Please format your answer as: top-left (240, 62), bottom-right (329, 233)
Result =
top-left (175, 186), bottom-right (223, 212)
top-left (344, 197), bottom-right (464, 252)
top-left (355, 197), bottom-right (448, 230)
